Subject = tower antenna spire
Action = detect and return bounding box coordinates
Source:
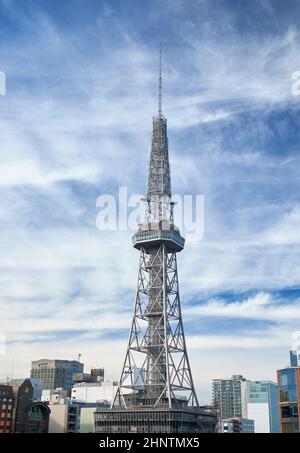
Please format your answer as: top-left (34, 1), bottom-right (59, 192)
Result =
top-left (158, 42), bottom-right (162, 117)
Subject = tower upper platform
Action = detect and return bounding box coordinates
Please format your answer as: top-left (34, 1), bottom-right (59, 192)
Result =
top-left (132, 222), bottom-right (185, 253)
top-left (134, 47), bottom-right (184, 253)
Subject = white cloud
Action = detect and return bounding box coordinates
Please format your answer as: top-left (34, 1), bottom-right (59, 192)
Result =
top-left (262, 206), bottom-right (300, 245)
top-left (185, 292), bottom-right (300, 322)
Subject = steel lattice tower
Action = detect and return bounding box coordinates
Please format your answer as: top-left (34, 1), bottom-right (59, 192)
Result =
top-left (94, 47), bottom-right (216, 433)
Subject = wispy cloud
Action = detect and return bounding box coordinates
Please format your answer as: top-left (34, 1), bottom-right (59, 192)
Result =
top-left (186, 292), bottom-right (300, 321)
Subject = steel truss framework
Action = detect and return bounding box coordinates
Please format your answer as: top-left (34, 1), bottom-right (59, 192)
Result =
top-left (112, 243), bottom-right (199, 409)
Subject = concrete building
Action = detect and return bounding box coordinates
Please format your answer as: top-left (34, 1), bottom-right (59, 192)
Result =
top-left (0, 384), bottom-right (16, 433)
top-left (246, 381), bottom-right (280, 433)
top-left (73, 368), bottom-right (104, 385)
top-left (31, 359), bottom-right (83, 392)
top-left (42, 388), bottom-right (96, 433)
top-left (212, 375), bottom-right (248, 420)
top-left (220, 418), bottom-right (254, 433)
top-left (42, 388), bottom-right (69, 404)
top-left (91, 369), bottom-right (104, 383)
top-left (48, 403), bottom-right (80, 433)
top-left (71, 380), bottom-right (118, 404)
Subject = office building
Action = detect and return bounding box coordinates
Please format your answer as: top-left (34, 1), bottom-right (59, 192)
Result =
top-left (212, 375), bottom-right (248, 420)
top-left (47, 402), bottom-right (80, 433)
top-left (246, 381), bottom-right (280, 433)
top-left (277, 366), bottom-right (300, 433)
top-left (30, 359), bottom-right (83, 392)
top-left (73, 368), bottom-right (104, 385)
top-left (290, 349), bottom-right (300, 367)
top-left (0, 384), bottom-right (15, 433)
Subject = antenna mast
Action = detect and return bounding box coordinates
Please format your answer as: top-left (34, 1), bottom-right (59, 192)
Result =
top-left (158, 43), bottom-right (162, 117)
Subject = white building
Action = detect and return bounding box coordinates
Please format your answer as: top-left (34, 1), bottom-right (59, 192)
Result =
top-left (71, 380), bottom-right (118, 404)
top-left (42, 388), bottom-right (69, 404)
top-left (41, 387), bottom-right (81, 433)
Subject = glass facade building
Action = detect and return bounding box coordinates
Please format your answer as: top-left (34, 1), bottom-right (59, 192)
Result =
top-left (290, 349), bottom-right (300, 367)
top-left (247, 381), bottom-right (280, 433)
top-left (277, 367), bottom-right (300, 433)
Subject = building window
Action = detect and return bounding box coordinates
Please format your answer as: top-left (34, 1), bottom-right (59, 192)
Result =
top-left (281, 404), bottom-right (298, 418)
top-left (279, 369), bottom-right (297, 402)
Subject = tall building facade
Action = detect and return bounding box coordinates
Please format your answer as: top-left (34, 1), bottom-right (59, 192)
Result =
top-left (13, 379), bottom-right (34, 433)
top-left (30, 359), bottom-right (83, 392)
top-left (246, 381), bottom-right (280, 433)
top-left (277, 366), bottom-right (300, 433)
top-left (212, 375), bottom-right (248, 420)
top-left (95, 51), bottom-right (216, 433)
top-left (290, 349), bottom-right (300, 367)
top-left (0, 378), bottom-right (35, 433)
top-left (0, 384), bottom-right (15, 433)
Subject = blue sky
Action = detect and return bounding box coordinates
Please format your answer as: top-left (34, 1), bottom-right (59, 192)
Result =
top-left (1, 0), bottom-right (300, 402)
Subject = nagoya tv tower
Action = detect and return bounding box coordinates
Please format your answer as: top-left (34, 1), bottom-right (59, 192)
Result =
top-left (95, 47), bottom-right (216, 433)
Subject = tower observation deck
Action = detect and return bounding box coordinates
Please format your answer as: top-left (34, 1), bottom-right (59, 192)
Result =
top-left (94, 47), bottom-right (216, 433)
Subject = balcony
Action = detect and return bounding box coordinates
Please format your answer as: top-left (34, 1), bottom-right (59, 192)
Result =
top-left (132, 228), bottom-right (185, 253)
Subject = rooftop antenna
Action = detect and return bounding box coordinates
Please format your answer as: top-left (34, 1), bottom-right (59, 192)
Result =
top-left (158, 42), bottom-right (162, 117)
top-left (11, 357), bottom-right (15, 381)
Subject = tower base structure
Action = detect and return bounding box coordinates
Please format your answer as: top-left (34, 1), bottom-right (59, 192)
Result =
top-left (94, 404), bottom-right (217, 433)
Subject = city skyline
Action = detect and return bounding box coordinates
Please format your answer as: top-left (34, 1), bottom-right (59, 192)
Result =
top-left (1, 0), bottom-right (300, 404)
